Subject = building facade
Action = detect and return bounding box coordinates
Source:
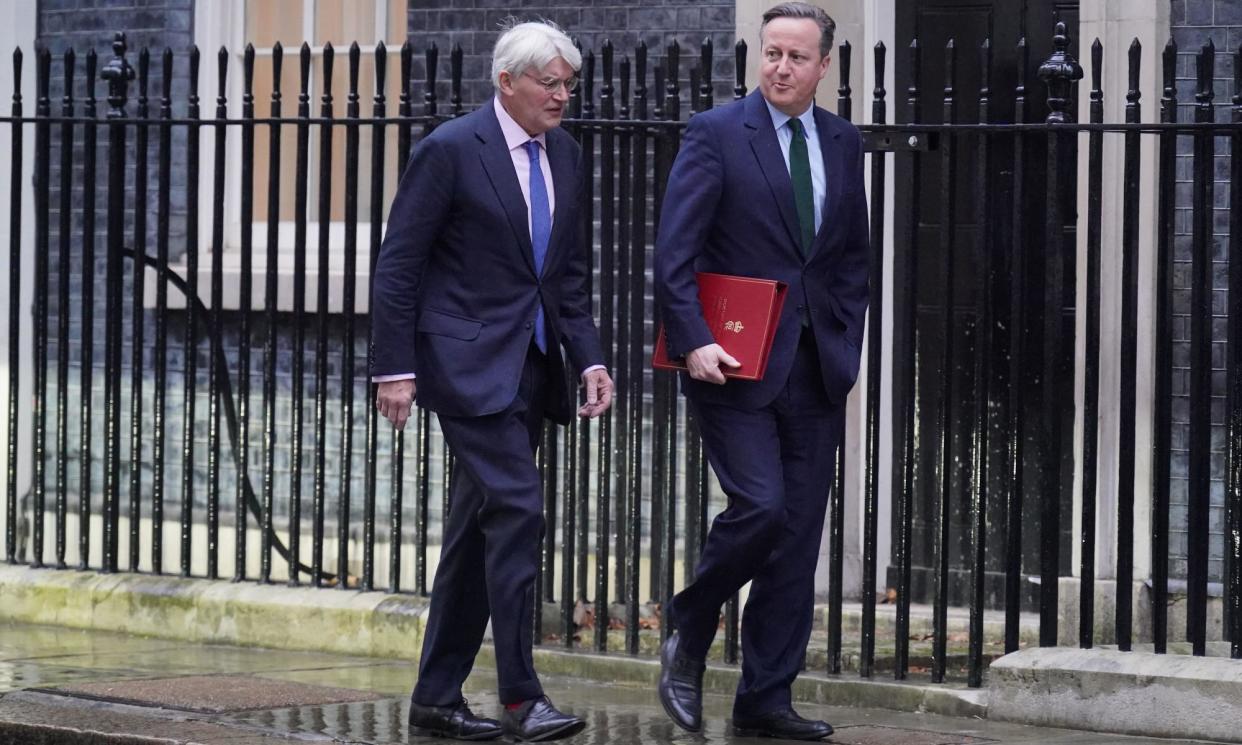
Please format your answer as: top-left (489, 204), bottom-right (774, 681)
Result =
top-left (0, 0), bottom-right (1234, 644)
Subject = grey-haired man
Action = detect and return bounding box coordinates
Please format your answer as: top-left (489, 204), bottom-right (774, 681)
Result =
top-left (372, 20), bottom-right (613, 742)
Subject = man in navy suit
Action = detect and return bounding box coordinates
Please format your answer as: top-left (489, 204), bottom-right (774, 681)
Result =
top-left (371, 20), bottom-right (612, 743)
top-left (654, 3), bottom-right (868, 740)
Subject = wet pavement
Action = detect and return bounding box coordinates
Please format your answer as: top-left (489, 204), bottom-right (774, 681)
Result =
top-left (0, 622), bottom-right (1224, 744)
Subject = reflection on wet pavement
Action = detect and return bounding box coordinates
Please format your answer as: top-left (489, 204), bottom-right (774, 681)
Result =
top-left (0, 622), bottom-right (1224, 745)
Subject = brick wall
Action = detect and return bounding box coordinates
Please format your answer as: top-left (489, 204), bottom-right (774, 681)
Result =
top-left (37, 0), bottom-right (194, 258)
top-left (408, 1), bottom-right (737, 111)
top-left (34, 0), bottom-right (199, 558)
top-left (1170, 0), bottom-right (1235, 583)
top-left (26, 0), bottom-right (733, 570)
top-left (30, 1), bottom-right (410, 568)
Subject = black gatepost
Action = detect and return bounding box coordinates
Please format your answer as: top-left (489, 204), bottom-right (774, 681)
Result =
top-left (1035, 21), bottom-right (1083, 647)
top-left (100, 33), bottom-right (133, 574)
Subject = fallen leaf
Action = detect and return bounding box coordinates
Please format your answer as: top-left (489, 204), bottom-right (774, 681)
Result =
top-left (573, 600), bottom-right (595, 630)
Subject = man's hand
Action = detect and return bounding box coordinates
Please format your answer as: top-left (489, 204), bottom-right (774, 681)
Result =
top-left (685, 343), bottom-right (741, 385)
top-left (376, 379), bottom-right (417, 430)
top-left (578, 368), bottom-right (614, 418)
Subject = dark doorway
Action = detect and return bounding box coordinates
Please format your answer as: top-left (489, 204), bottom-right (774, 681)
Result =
top-left (888, 0), bottom-right (1081, 609)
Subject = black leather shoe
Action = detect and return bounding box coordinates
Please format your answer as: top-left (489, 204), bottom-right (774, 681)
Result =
top-left (657, 631), bottom-right (705, 733)
top-left (732, 708), bottom-right (834, 740)
top-left (499, 696), bottom-right (586, 742)
top-left (408, 698), bottom-right (503, 741)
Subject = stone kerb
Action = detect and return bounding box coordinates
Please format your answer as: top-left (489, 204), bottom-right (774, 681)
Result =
top-left (988, 646), bottom-right (1242, 743)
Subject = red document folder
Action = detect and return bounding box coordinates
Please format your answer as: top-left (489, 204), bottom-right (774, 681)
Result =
top-left (653, 272), bottom-right (789, 381)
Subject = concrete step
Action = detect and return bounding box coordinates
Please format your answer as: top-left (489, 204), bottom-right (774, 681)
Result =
top-left (817, 601), bottom-right (1043, 646)
top-left (989, 647), bottom-right (1242, 744)
top-left (540, 598), bottom-right (1041, 674)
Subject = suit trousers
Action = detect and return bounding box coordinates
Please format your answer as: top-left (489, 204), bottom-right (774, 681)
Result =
top-left (412, 344), bottom-right (550, 707)
top-left (668, 331), bottom-right (844, 717)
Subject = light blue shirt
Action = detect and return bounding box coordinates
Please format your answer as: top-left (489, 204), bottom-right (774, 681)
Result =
top-left (765, 100), bottom-right (825, 236)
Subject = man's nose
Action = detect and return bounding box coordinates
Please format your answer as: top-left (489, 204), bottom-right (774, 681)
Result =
top-left (552, 85), bottom-right (570, 103)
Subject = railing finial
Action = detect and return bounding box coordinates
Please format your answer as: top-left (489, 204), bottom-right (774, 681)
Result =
top-left (1038, 20), bottom-right (1083, 123)
top-left (101, 31), bottom-right (134, 118)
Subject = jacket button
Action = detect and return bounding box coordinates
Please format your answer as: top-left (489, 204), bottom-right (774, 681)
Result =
top-left (524, 322), bottom-right (533, 329)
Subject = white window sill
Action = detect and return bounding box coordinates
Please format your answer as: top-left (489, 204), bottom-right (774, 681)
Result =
top-left (141, 222), bottom-right (377, 313)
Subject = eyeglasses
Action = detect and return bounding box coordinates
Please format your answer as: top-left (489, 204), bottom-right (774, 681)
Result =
top-left (523, 72), bottom-right (579, 94)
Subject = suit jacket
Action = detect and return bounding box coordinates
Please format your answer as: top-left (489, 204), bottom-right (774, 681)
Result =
top-left (370, 101), bottom-right (606, 425)
top-left (654, 91), bottom-right (870, 409)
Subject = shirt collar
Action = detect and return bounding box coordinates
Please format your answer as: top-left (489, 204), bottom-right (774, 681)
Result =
top-left (494, 96), bottom-right (547, 151)
top-left (764, 98), bottom-right (816, 138)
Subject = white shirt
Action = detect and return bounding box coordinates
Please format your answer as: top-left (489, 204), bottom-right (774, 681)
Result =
top-left (494, 96), bottom-right (556, 233)
top-left (374, 97), bottom-right (603, 383)
top-left (764, 99), bottom-right (826, 236)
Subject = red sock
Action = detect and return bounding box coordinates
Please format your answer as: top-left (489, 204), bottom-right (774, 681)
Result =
top-left (505, 701), bottom-right (525, 711)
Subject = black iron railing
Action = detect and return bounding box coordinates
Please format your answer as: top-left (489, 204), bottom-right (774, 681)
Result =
top-left (3, 22), bottom-right (1241, 692)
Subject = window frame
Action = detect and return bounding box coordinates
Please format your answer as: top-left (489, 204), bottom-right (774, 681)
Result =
top-left (1, 0), bottom-right (38, 509)
top-left (162, 0), bottom-right (399, 312)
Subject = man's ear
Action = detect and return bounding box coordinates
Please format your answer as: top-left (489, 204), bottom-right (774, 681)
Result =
top-left (497, 70), bottom-right (515, 95)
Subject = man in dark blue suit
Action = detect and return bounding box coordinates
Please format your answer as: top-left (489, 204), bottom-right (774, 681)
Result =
top-left (654, 3), bottom-right (868, 740)
top-left (371, 20), bottom-right (612, 743)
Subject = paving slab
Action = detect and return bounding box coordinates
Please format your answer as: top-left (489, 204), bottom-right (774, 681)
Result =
top-left (0, 660), bottom-right (159, 692)
top-left (0, 623), bottom-right (185, 663)
top-left (30, 646), bottom-right (390, 677)
top-left (0, 621), bottom-right (1230, 744)
top-left (215, 678), bottom-right (1226, 744)
top-left (40, 674), bottom-right (384, 713)
top-left (828, 725), bottom-right (997, 744)
top-left (0, 690), bottom-right (322, 743)
top-left (256, 662), bottom-right (456, 699)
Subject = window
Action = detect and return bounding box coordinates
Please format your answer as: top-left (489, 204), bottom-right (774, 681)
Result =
top-left (175, 0), bottom-right (407, 312)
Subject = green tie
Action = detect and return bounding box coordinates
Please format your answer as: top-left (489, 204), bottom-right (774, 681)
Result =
top-left (788, 117), bottom-right (815, 257)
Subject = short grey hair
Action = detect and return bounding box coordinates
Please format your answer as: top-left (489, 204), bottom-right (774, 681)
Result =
top-left (491, 20), bottom-right (582, 91)
top-left (761, 2), bottom-right (836, 58)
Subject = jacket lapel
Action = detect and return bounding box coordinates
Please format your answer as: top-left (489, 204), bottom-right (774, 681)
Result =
top-left (476, 102), bottom-right (538, 276)
top-left (809, 105), bottom-right (842, 259)
top-left (543, 130), bottom-right (577, 278)
top-left (744, 92), bottom-right (805, 262)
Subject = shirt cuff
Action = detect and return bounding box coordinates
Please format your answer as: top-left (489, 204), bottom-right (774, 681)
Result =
top-left (377, 368), bottom-right (603, 383)
top-left (373, 373), bottom-right (416, 382)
